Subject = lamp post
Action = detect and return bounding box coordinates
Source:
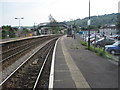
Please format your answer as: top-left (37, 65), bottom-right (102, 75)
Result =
top-left (88, 0), bottom-right (91, 49)
top-left (34, 23), bottom-right (38, 35)
top-left (15, 17), bottom-right (24, 29)
top-left (73, 20), bottom-right (76, 39)
top-left (34, 23), bottom-right (38, 30)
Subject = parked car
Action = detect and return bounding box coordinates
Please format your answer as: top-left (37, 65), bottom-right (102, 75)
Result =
top-left (110, 35), bottom-right (120, 40)
top-left (105, 41), bottom-right (120, 55)
top-left (92, 38), bottom-right (116, 48)
top-left (110, 35), bottom-right (118, 38)
top-left (86, 35), bottom-right (100, 42)
top-left (90, 37), bottom-right (101, 43)
top-left (116, 35), bottom-right (120, 40)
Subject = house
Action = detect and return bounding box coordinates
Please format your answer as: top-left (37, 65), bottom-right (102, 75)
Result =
top-left (39, 27), bottom-right (52, 34)
top-left (99, 24), bottom-right (117, 35)
top-left (80, 29), bottom-right (98, 35)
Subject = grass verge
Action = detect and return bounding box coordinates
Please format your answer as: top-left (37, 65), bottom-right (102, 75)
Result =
top-left (81, 41), bottom-right (117, 61)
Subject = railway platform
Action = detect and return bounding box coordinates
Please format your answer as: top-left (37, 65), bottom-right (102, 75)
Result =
top-left (50, 35), bottom-right (118, 89)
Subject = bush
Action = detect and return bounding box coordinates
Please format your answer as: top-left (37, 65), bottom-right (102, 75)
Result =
top-left (81, 41), bottom-right (107, 56)
top-left (85, 45), bottom-right (94, 51)
top-left (104, 51), bottom-right (113, 59)
top-left (97, 49), bottom-right (104, 56)
top-left (81, 41), bottom-right (87, 46)
top-left (94, 48), bottom-right (100, 53)
top-left (81, 40), bottom-right (115, 60)
top-left (89, 45), bottom-right (95, 51)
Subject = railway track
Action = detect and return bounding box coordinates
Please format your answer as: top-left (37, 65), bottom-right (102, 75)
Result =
top-left (1, 36), bottom-right (39, 52)
top-left (0, 37), bottom-right (58, 89)
top-left (1, 37), bottom-right (42, 60)
top-left (0, 35), bottom-right (60, 71)
top-left (1, 35), bottom-right (55, 55)
top-left (1, 37), bottom-right (47, 71)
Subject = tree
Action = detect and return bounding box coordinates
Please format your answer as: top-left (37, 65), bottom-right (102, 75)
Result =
top-left (48, 14), bottom-right (56, 23)
top-left (21, 28), bottom-right (31, 36)
top-left (66, 13), bottom-right (118, 28)
top-left (81, 27), bottom-right (88, 30)
top-left (9, 28), bottom-right (15, 38)
top-left (1, 25), bottom-right (16, 39)
top-left (2, 29), bottom-right (7, 39)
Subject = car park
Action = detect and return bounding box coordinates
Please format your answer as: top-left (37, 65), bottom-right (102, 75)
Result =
top-left (105, 41), bottom-right (120, 55)
top-left (110, 34), bottom-right (120, 40)
top-left (92, 38), bottom-right (116, 48)
top-left (85, 35), bottom-right (100, 42)
top-left (116, 35), bottom-right (120, 40)
top-left (110, 35), bottom-right (118, 38)
top-left (90, 37), bottom-right (101, 43)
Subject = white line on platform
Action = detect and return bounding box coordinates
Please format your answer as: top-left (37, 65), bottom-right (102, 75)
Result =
top-left (48, 37), bottom-right (60, 89)
top-left (61, 36), bottom-right (90, 88)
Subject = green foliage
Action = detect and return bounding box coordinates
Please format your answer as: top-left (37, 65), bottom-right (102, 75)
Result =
top-left (23, 28), bottom-right (31, 33)
top-left (50, 26), bottom-right (62, 34)
top-left (81, 27), bottom-right (88, 30)
top-left (66, 13), bottom-right (118, 28)
top-left (9, 29), bottom-right (15, 38)
top-left (89, 45), bottom-right (95, 51)
top-left (81, 25), bottom-right (99, 30)
top-left (2, 29), bottom-right (7, 39)
top-left (104, 51), bottom-right (117, 61)
top-left (1, 25), bottom-right (16, 39)
top-left (80, 41), bottom-right (115, 60)
top-left (97, 48), bottom-right (104, 56)
top-left (94, 48), bottom-right (101, 53)
top-left (80, 41), bottom-right (87, 46)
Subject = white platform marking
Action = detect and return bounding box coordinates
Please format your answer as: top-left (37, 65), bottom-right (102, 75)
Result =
top-left (49, 38), bottom-right (60, 89)
top-left (61, 36), bottom-right (90, 88)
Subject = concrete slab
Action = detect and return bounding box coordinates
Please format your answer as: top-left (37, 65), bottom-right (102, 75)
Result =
top-left (54, 38), bottom-right (76, 88)
top-left (54, 36), bottom-right (90, 88)
top-left (53, 35), bottom-right (118, 89)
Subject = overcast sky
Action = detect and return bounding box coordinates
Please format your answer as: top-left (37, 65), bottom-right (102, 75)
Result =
top-left (1, 0), bottom-right (120, 26)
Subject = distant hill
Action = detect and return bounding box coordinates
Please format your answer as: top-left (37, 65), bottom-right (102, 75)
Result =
top-left (66, 13), bottom-right (118, 28)
top-left (13, 26), bottom-right (33, 29)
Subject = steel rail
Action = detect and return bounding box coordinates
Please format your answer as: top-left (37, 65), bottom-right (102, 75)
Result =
top-left (0, 38), bottom-right (43, 58)
top-left (0, 38), bottom-right (46, 63)
top-left (1, 39), bottom-right (35, 54)
top-left (0, 40), bottom-right (38, 63)
top-left (33, 45), bottom-right (53, 90)
top-left (0, 38), bottom-right (57, 87)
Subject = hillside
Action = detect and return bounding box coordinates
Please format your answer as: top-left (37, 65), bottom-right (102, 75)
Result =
top-left (66, 13), bottom-right (118, 27)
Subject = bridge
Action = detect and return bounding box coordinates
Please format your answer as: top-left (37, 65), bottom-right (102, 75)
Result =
top-left (35, 22), bottom-right (69, 35)
top-left (37, 22), bottom-right (68, 29)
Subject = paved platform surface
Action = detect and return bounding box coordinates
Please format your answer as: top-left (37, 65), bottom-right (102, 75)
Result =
top-left (53, 35), bottom-right (118, 89)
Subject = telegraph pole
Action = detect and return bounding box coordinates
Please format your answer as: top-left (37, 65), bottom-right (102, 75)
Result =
top-left (88, 0), bottom-right (91, 49)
